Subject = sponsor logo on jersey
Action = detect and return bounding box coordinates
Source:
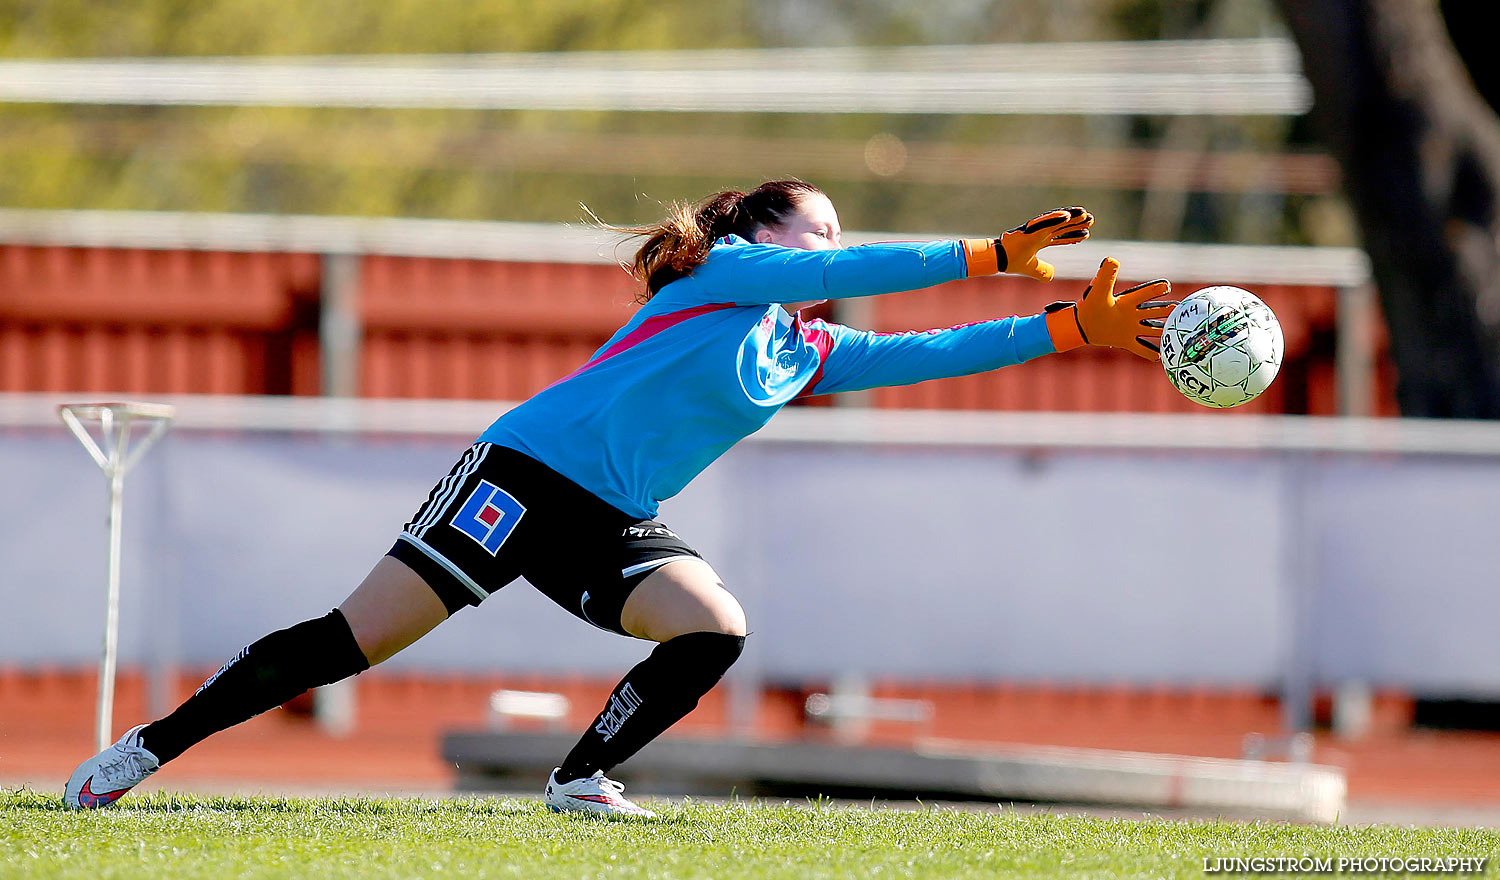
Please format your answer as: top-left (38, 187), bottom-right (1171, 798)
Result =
top-left (451, 481), bottom-right (526, 555)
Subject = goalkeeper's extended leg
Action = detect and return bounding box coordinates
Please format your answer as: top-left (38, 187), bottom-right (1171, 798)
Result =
top-left (544, 559), bottom-right (746, 819)
top-left (64, 556), bottom-right (448, 809)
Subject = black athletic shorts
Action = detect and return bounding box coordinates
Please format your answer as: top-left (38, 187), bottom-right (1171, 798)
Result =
top-left (386, 442), bottom-right (703, 636)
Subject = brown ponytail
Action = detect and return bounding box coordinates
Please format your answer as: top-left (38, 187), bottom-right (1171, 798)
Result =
top-left (617, 179), bottom-right (823, 301)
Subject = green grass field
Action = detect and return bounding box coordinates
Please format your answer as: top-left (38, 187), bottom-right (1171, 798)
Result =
top-left (3, 788), bottom-right (1497, 880)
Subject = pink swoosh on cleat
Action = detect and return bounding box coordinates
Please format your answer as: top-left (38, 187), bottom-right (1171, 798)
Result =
top-left (77, 776), bottom-right (128, 809)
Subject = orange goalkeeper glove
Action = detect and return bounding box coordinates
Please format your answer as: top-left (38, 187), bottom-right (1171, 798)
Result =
top-left (962, 206), bottom-right (1093, 282)
top-left (1043, 258), bottom-right (1177, 361)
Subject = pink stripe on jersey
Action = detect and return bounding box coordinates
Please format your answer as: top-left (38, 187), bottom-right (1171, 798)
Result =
top-left (795, 317), bottom-right (836, 398)
top-left (548, 301), bottom-right (739, 388)
top-left (870, 319), bottom-right (993, 337)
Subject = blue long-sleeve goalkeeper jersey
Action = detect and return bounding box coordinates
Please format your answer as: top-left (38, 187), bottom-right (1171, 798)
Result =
top-left (478, 234), bottom-right (1057, 519)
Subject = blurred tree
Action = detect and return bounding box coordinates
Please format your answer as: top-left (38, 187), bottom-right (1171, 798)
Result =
top-left (1275, 0), bottom-right (1500, 417)
top-left (0, 0), bottom-right (748, 55)
top-left (0, 0), bottom-right (1301, 244)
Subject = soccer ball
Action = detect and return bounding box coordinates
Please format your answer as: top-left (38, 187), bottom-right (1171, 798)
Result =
top-left (1158, 286), bottom-right (1284, 408)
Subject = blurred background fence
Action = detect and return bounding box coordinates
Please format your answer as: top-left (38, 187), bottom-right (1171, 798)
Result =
top-left (0, 209), bottom-right (1387, 415)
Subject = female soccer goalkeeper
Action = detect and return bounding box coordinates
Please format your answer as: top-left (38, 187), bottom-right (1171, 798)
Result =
top-left (65, 180), bottom-right (1173, 816)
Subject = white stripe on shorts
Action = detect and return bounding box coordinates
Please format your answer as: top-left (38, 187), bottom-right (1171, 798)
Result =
top-left (413, 443), bottom-right (490, 537)
top-left (409, 445), bottom-right (475, 535)
top-left (396, 533), bottom-right (489, 601)
top-left (415, 443), bottom-right (485, 535)
top-left (621, 554), bottom-right (700, 579)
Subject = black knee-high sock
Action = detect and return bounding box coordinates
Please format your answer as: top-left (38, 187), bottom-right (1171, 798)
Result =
top-left (556, 631), bottom-right (745, 783)
top-left (139, 609), bottom-right (370, 764)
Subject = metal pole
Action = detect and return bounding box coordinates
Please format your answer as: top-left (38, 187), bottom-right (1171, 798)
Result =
top-left (1280, 453), bottom-right (1315, 733)
top-left (1335, 284), bottom-right (1377, 416)
top-left (59, 401), bottom-right (175, 752)
top-left (97, 469), bottom-right (125, 751)
top-left (320, 252), bottom-right (362, 398)
top-left (830, 296), bottom-right (875, 408)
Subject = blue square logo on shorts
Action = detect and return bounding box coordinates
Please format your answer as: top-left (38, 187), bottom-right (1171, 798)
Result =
top-left (450, 480), bottom-right (526, 555)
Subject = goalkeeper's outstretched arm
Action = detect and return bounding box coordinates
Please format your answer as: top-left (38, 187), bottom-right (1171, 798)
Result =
top-left (677, 207), bottom-right (1096, 307)
top-left (799, 257), bottom-right (1177, 397)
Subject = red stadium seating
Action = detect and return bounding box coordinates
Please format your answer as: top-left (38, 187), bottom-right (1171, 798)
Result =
top-left (0, 244), bottom-right (1397, 414)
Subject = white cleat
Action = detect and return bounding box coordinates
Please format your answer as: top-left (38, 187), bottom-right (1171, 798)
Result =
top-left (545, 768), bottom-right (656, 819)
top-left (64, 724), bottom-right (160, 809)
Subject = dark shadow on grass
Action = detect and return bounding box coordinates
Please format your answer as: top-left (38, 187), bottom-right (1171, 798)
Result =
top-left (2, 789), bottom-right (69, 812)
top-left (545, 811), bottom-right (698, 827)
top-left (4, 786), bottom-right (694, 824)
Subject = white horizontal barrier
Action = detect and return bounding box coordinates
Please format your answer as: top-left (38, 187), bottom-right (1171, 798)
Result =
top-left (0, 40), bottom-right (1310, 115)
top-left (0, 209), bottom-right (1371, 286)
top-left (444, 731), bottom-right (1347, 822)
top-left (0, 393), bottom-right (1483, 455)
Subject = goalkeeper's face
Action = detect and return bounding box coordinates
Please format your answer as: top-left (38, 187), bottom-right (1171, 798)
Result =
top-left (754, 193), bottom-right (842, 252)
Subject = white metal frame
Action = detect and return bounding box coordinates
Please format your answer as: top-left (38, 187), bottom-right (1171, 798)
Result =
top-left (0, 207), bottom-right (1370, 281)
top-left (0, 40), bottom-right (1310, 115)
top-left (56, 401), bottom-right (175, 751)
top-left (7, 392), bottom-right (1495, 457)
